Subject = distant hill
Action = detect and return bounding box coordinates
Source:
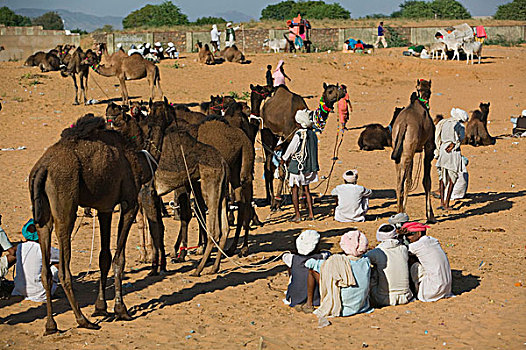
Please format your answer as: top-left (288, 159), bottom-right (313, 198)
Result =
top-left (214, 11), bottom-right (254, 23)
top-left (15, 8), bottom-right (123, 32)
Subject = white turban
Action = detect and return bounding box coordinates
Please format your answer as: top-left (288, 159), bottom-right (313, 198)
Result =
top-left (343, 169), bottom-right (358, 184)
top-left (388, 213), bottom-right (409, 228)
top-left (145, 43), bottom-right (151, 49)
top-left (227, 22), bottom-right (232, 27)
top-left (295, 109), bottom-right (313, 129)
top-left (116, 43), bottom-right (122, 49)
top-left (168, 42), bottom-right (174, 47)
top-left (450, 108), bottom-right (469, 122)
top-left (522, 109), bottom-right (526, 117)
top-left (376, 223), bottom-right (397, 242)
top-left (296, 230), bottom-right (320, 255)
top-left (155, 42), bottom-right (161, 46)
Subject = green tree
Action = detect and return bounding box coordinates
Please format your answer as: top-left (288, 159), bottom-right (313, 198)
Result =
top-left (494, 0), bottom-right (526, 20)
top-left (0, 7), bottom-right (31, 26)
top-left (94, 24), bottom-right (114, 33)
top-left (194, 16), bottom-right (226, 25)
top-left (32, 11), bottom-right (64, 30)
top-left (123, 1), bottom-right (189, 29)
top-left (391, 0), bottom-right (470, 19)
top-left (260, 0), bottom-right (350, 20)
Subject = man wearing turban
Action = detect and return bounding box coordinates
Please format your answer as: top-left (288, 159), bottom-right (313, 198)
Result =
top-left (330, 169), bottom-right (372, 222)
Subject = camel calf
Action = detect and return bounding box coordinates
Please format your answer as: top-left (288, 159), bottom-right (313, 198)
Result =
top-left (196, 41), bottom-right (215, 65)
top-left (358, 107), bottom-right (404, 151)
top-left (463, 102), bottom-right (495, 146)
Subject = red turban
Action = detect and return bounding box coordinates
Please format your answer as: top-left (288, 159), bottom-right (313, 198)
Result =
top-left (402, 222), bottom-right (430, 233)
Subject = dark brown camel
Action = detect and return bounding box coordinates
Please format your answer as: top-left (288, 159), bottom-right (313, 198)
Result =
top-left (29, 114), bottom-right (154, 334)
top-left (24, 49), bottom-right (61, 72)
top-left (357, 107), bottom-right (404, 151)
top-left (90, 52), bottom-right (162, 105)
top-left (220, 44), bottom-right (245, 63)
top-left (112, 99), bottom-right (230, 276)
top-left (463, 102), bottom-right (495, 146)
top-left (195, 41), bottom-right (215, 65)
top-left (60, 47), bottom-right (97, 105)
top-left (390, 79), bottom-right (436, 223)
top-left (260, 83), bottom-right (346, 209)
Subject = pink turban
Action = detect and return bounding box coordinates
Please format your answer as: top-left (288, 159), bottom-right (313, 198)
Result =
top-left (402, 222), bottom-right (430, 233)
top-left (340, 230), bottom-right (368, 257)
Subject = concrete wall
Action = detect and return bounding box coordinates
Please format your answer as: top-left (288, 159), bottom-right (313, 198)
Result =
top-left (90, 24), bottom-right (526, 54)
top-left (0, 25), bottom-right (80, 62)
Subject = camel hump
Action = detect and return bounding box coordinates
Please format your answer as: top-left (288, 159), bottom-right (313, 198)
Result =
top-left (61, 114), bottom-right (107, 140)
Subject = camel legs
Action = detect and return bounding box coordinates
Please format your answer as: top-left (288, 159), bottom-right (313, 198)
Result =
top-left (423, 143), bottom-right (436, 223)
top-left (93, 211), bottom-right (112, 316)
top-left (261, 128), bottom-right (278, 207)
top-left (395, 156), bottom-right (412, 213)
top-left (112, 201), bottom-right (138, 321)
top-left (119, 77), bottom-right (129, 105)
top-left (172, 192), bottom-right (192, 262)
top-left (225, 184), bottom-right (252, 257)
top-left (136, 207), bottom-right (151, 263)
top-left (141, 187), bottom-right (166, 275)
top-left (71, 74), bottom-right (79, 105)
top-left (80, 72), bottom-right (88, 105)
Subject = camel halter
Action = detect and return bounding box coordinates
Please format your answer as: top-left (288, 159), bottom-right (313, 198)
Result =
top-left (312, 97), bottom-right (332, 132)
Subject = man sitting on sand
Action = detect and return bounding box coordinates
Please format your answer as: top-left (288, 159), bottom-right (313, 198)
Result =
top-left (365, 224), bottom-right (413, 306)
top-left (12, 219), bottom-right (60, 302)
top-left (331, 170), bottom-right (372, 222)
top-left (305, 230), bottom-right (373, 317)
top-left (282, 230), bottom-right (330, 312)
top-left (400, 222), bottom-right (453, 302)
top-left (0, 214), bottom-right (16, 280)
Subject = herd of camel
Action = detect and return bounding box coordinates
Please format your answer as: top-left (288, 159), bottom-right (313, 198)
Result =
top-left (20, 43), bottom-right (496, 334)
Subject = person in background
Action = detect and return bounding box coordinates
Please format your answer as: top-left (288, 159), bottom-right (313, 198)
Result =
top-left (331, 170), bottom-right (372, 222)
top-left (374, 21), bottom-right (388, 48)
top-left (165, 42), bottom-right (179, 59)
top-left (153, 42), bottom-right (164, 59)
top-left (0, 214), bottom-right (16, 279)
top-left (266, 64), bottom-right (273, 87)
top-left (11, 219), bottom-right (60, 302)
top-left (225, 22), bottom-right (240, 47)
top-left (282, 230), bottom-right (330, 312)
top-left (210, 24), bottom-right (221, 53)
top-left (337, 85), bottom-right (352, 130)
top-left (272, 60), bottom-right (291, 87)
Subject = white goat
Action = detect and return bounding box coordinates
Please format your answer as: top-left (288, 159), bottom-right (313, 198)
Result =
top-left (429, 41), bottom-right (446, 60)
top-left (462, 40), bottom-right (483, 65)
top-left (262, 38), bottom-right (287, 53)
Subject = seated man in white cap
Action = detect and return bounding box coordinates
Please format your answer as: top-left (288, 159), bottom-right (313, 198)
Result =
top-left (435, 107), bottom-right (468, 210)
top-left (282, 230), bottom-right (329, 312)
top-left (153, 42), bottom-right (164, 59)
top-left (365, 224), bottom-right (413, 307)
top-left (280, 109), bottom-right (319, 222)
top-left (165, 42), bottom-right (179, 59)
top-left (330, 170), bottom-right (372, 222)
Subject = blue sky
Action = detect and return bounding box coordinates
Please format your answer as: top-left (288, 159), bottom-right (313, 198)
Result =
top-left (4, 0), bottom-right (510, 19)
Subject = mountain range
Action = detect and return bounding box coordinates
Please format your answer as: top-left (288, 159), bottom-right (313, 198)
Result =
top-left (15, 8), bottom-right (123, 32)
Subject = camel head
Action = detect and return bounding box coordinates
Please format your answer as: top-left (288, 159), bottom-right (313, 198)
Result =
top-left (416, 79), bottom-right (432, 101)
top-left (479, 102), bottom-right (490, 114)
top-left (195, 41), bottom-right (203, 50)
top-left (322, 82), bottom-right (347, 109)
top-left (389, 106), bottom-right (405, 129)
top-left (250, 84), bottom-right (272, 113)
top-left (148, 97), bottom-right (175, 130)
top-left (83, 49), bottom-right (100, 67)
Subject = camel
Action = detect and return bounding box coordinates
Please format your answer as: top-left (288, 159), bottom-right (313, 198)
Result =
top-left (195, 41), bottom-right (215, 65)
top-left (24, 49), bottom-right (61, 72)
top-left (220, 44), bottom-right (245, 63)
top-left (358, 107), bottom-right (404, 151)
top-left (96, 42), bottom-right (128, 66)
top-left (463, 102), bottom-right (495, 146)
top-left (60, 47), bottom-right (97, 105)
top-left (260, 83), bottom-right (346, 209)
top-left (29, 114), bottom-right (155, 334)
top-left (390, 79), bottom-right (436, 223)
top-left (112, 99), bottom-right (230, 276)
top-left (90, 52), bottom-right (162, 105)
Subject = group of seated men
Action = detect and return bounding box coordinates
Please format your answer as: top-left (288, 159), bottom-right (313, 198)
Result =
top-left (282, 213), bottom-right (452, 322)
top-left (126, 41), bottom-right (179, 61)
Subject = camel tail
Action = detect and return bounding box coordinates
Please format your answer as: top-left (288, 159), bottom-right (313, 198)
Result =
top-left (240, 136), bottom-right (255, 184)
top-left (391, 124), bottom-right (406, 164)
top-left (221, 160), bottom-right (230, 236)
top-left (154, 65), bottom-right (160, 85)
top-left (30, 166), bottom-right (49, 225)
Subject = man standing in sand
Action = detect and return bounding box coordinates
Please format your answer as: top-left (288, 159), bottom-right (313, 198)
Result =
top-left (375, 22), bottom-right (388, 48)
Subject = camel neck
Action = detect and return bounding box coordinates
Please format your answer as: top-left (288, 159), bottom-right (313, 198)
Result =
top-left (92, 64), bottom-right (114, 76)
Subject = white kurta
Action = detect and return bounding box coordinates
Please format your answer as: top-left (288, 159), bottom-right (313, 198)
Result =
top-left (331, 184), bottom-right (372, 222)
top-left (366, 239), bottom-right (413, 306)
top-left (435, 118), bottom-right (465, 185)
top-left (12, 241), bottom-right (59, 302)
top-left (408, 236), bottom-right (452, 302)
top-left (282, 132), bottom-right (318, 187)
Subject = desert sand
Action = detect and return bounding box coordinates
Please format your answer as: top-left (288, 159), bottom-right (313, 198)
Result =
top-left (0, 46), bottom-right (525, 349)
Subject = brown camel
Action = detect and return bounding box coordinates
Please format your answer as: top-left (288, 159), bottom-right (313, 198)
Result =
top-left (29, 114), bottom-right (155, 334)
top-left (390, 79), bottom-right (436, 223)
top-left (60, 47), bottom-right (97, 105)
top-left (96, 42), bottom-right (128, 66)
top-left (24, 49), bottom-right (61, 72)
top-left (220, 44), bottom-right (245, 63)
top-left (357, 107), bottom-right (404, 151)
top-left (112, 99), bottom-right (230, 276)
top-left (260, 83), bottom-right (346, 209)
top-left (463, 102), bottom-right (495, 146)
top-left (90, 52), bottom-right (162, 105)
top-left (195, 41), bottom-right (215, 65)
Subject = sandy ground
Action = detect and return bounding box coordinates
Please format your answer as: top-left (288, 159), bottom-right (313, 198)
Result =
top-left (0, 46), bottom-right (525, 349)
